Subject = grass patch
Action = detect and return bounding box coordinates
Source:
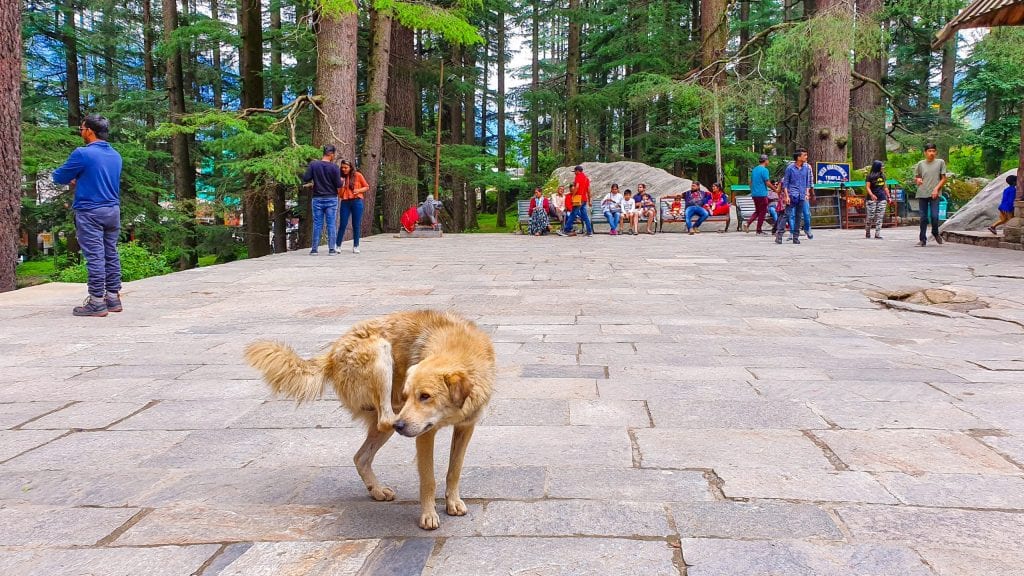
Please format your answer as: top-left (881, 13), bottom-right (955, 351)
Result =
top-left (15, 258), bottom-right (56, 288)
top-left (467, 212), bottom-right (516, 233)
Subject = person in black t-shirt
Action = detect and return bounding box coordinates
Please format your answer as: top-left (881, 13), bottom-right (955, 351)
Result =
top-left (864, 160), bottom-right (889, 240)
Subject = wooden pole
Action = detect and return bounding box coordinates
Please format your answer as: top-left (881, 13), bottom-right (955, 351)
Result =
top-left (434, 58), bottom-right (444, 199)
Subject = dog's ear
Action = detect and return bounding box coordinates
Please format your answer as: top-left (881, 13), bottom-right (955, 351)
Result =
top-left (444, 371), bottom-right (471, 406)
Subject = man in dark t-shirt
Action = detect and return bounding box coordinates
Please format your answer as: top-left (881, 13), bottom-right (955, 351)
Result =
top-left (301, 145), bottom-right (343, 254)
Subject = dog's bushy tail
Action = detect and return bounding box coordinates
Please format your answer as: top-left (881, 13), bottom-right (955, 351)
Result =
top-left (244, 341), bottom-right (327, 403)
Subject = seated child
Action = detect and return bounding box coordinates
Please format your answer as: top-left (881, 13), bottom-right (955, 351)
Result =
top-left (669, 197), bottom-right (683, 218)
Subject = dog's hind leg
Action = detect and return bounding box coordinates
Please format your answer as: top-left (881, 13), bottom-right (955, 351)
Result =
top-left (444, 424), bottom-right (475, 517)
top-left (354, 425), bottom-right (396, 501)
top-left (370, 339), bottom-right (397, 432)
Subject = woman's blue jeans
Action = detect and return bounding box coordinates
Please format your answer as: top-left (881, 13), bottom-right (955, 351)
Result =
top-left (338, 198), bottom-right (364, 247)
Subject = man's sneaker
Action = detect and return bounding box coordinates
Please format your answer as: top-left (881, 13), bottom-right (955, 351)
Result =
top-left (353, 247), bottom-right (361, 254)
top-left (309, 250), bottom-right (318, 255)
top-left (585, 233), bottom-right (593, 237)
top-left (875, 233), bottom-right (883, 240)
top-left (693, 228), bottom-right (700, 234)
top-left (793, 238), bottom-right (801, 244)
top-left (933, 234), bottom-right (944, 245)
top-left (328, 249), bottom-right (338, 255)
top-left (806, 232), bottom-right (814, 239)
top-left (104, 293), bottom-right (123, 313)
top-left (73, 296), bottom-right (108, 317)
top-left (916, 241), bottom-right (927, 247)
top-left (775, 236), bottom-right (783, 244)
top-left (556, 230), bottom-right (567, 237)
top-left (865, 229), bottom-right (871, 238)
top-left (688, 229), bottom-right (695, 235)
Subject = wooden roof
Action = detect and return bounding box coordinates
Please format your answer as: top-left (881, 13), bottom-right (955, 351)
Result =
top-left (933, 0), bottom-right (1024, 47)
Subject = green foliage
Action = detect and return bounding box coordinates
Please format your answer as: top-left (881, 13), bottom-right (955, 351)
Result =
top-left (198, 226), bottom-right (248, 263)
top-left (56, 242), bottom-right (173, 284)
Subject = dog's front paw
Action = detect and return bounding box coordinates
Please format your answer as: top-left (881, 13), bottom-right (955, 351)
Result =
top-left (419, 509), bottom-right (440, 530)
top-left (369, 485), bottom-right (396, 501)
top-left (445, 497), bottom-right (468, 516)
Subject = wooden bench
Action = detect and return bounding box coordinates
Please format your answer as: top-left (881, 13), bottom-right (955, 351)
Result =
top-left (588, 202), bottom-right (658, 233)
top-left (733, 194), bottom-right (777, 231)
top-left (517, 199), bottom-right (577, 234)
top-left (658, 198), bottom-right (731, 233)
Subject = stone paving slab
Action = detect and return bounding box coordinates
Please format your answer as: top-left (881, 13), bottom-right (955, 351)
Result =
top-left (0, 545), bottom-right (220, 576)
top-left (2, 229), bottom-right (1024, 573)
top-left (681, 538), bottom-right (935, 576)
top-left (424, 537), bottom-right (679, 576)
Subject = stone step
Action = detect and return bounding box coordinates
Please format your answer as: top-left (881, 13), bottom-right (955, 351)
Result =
top-left (940, 230), bottom-right (1002, 248)
top-left (395, 225), bottom-right (443, 238)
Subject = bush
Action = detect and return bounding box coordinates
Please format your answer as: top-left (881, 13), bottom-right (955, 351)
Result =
top-left (198, 225), bottom-right (247, 263)
top-left (56, 241), bottom-right (173, 283)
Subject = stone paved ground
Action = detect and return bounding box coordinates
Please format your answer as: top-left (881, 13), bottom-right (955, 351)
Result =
top-left (2, 227), bottom-right (1024, 576)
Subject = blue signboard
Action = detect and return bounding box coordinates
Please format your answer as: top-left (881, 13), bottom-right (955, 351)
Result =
top-left (815, 162), bottom-right (851, 184)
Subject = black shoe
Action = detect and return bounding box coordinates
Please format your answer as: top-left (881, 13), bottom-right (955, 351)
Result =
top-left (805, 232), bottom-right (813, 240)
top-left (104, 293), bottom-right (123, 313)
top-left (775, 237), bottom-right (783, 244)
top-left (793, 238), bottom-right (801, 244)
top-left (933, 234), bottom-right (943, 245)
top-left (916, 241), bottom-right (927, 247)
top-left (73, 296), bottom-right (108, 317)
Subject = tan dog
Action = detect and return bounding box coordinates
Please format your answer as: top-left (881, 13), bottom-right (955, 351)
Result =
top-left (244, 310), bottom-right (494, 530)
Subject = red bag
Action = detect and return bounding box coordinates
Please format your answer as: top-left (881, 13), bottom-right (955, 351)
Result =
top-left (400, 206), bottom-right (418, 233)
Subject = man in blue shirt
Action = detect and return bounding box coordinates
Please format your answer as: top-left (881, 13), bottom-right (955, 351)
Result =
top-left (776, 148), bottom-right (813, 245)
top-left (301, 145), bottom-right (343, 255)
top-left (744, 154), bottom-right (772, 234)
top-left (53, 115), bottom-right (124, 317)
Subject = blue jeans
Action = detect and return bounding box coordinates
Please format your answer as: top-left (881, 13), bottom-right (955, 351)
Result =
top-left (75, 206), bottom-right (121, 298)
top-left (563, 206), bottom-right (582, 233)
top-left (918, 198), bottom-right (940, 241)
top-left (801, 198), bottom-right (812, 234)
top-left (310, 196), bottom-right (338, 252)
top-left (685, 205), bottom-right (709, 230)
top-left (338, 198), bottom-right (364, 247)
top-left (604, 210), bottom-right (621, 232)
top-left (786, 203), bottom-right (805, 240)
top-left (578, 202), bottom-right (593, 234)
top-left (768, 205), bottom-right (778, 228)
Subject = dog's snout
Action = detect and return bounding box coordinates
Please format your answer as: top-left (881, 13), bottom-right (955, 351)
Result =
top-left (393, 420), bottom-right (406, 432)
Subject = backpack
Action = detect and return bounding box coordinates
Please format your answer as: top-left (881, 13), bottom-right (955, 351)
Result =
top-left (400, 205), bottom-right (418, 233)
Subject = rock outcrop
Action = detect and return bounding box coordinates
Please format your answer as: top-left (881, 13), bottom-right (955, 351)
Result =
top-left (549, 161), bottom-right (703, 199)
top-left (939, 168), bottom-right (1016, 232)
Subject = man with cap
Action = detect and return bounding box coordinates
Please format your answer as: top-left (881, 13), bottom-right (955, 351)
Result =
top-left (301, 145), bottom-right (343, 255)
top-left (744, 154), bottom-right (772, 235)
top-left (573, 165), bottom-right (593, 236)
top-left (52, 114), bottom-right (124, 316)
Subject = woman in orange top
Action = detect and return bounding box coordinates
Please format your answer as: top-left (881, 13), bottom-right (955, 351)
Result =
top-left (336, 160), bottom-right (370, 253)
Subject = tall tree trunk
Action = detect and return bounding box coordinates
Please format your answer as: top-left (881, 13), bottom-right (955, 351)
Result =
top-left (269, 0), bottom-right (286, 252)
top-left (808, 0), bottom-right (852, 165)
top-left (565, 0), bottom-right (580, 163)
top-left (983, 92), bottom-right (1002, 174)
top-left (698, 0), bottom-right (727, 183)
top-left (359, 8), bottom-right (393, 236)
top-left (0, 0), bottom-right (20, 292)
top-left (313, 8), bottom-right (358, 159)
top-left (851, 0), bottom-right (885, 168)
top-left (530, 0), bottom-right (539, 180)
top-left (496, 11), bottom-right (507, 228)
top-left (294, 2), bottom-right (312, 247)
top-left (142, 0), bottom-right (156, 123)
top-left (211, 0), bottom-right (223, 109)
top-left (101, 0), bottom-right (116, 105)
top-left (937, 36), bottom-right (956, 159)
top-left (163, 0), bottom-right (198, 269)
top-left (382, 23), bottom-right (417, 233)
top-left (464, 47), bottom-right (477, 229)
top-left (735, 0), bottom-right (751, 183)
top-left (62, 0), bottom-right (82, 127)
top-left (449, 44), bottom-right (465, 233)
top-left (240, 0), bottom-right (270, 257)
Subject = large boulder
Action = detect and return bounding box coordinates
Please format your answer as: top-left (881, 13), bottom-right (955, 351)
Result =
top-left (550, 161), bottom-right (703, 199)
top-left (549, 161), bottom-right (736, 232)
top-left (940, 168), bottom-right (1016, 233)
